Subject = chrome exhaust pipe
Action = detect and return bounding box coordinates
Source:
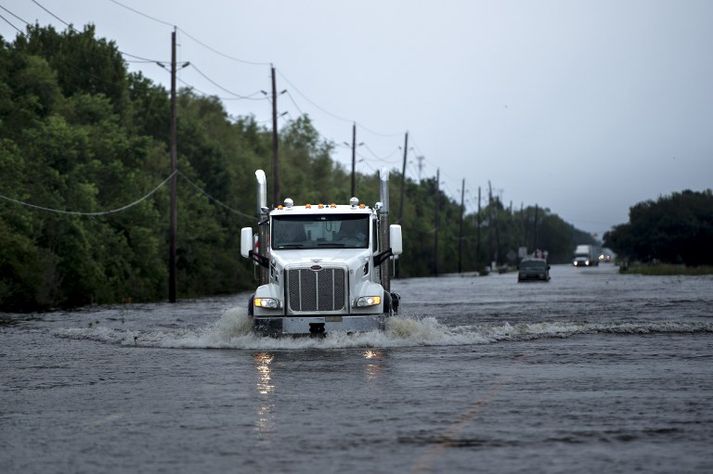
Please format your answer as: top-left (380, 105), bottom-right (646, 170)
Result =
top-left (379, 168), bottom-right (390, 292)
top-left (255, 169), bottom-right (267, 217)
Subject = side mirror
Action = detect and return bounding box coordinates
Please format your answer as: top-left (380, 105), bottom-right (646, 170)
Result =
top-left (390, 224), bottom-right (402, 256)
top-left (240, 227), bottom-right (253, 258)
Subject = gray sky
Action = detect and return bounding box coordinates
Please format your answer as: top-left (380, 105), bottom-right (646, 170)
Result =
top-left (2, 0), bottom-right (712, 238)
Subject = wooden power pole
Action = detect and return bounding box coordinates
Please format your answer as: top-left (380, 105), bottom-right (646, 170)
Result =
top-left (533, 203), bottom-right (539, 251)
top-left (434, 168), bottom-right (440, 276)
top-left (398, 131), bottom-right (408, 223)
top-left (168, 28), bottom-right (177, 303)
top-left (476, 186), bottom-right (481, 271)
top-left (350, 122), bottom-right (356, 197)
top-left (271, 65), bottom-right (279, 205)
top-left (458, 178), bottom-right (465, 273)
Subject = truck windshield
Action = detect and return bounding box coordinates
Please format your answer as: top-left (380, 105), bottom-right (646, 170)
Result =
top-left (272, 214), bottom-right (369, 250)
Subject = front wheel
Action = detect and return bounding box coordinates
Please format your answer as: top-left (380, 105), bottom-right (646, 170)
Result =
top-left (383, 292), bottom-right (392, 315)
top-left (248, 293), bottom-right (255, 316)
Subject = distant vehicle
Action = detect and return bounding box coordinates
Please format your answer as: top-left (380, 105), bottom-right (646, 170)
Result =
top-left (518, 258), bottom-right (550, 282)
top-left (573, 244), bottom-right (600, 267)
top-left (599, 247), bottom-right (615, 263)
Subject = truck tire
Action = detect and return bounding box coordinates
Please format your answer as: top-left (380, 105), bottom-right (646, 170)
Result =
top-left (383, 292), bottom-right (392, 315)
top-left (390, 292), bottom-right (400, 314)
top-left (248, 294), bottom-right (255, 316)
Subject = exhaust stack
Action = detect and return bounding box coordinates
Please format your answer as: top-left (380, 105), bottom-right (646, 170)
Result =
top-left (255, 169), bottom-right (267, 217)
top-left (255, 169), bottom-right (269, 284)
top-left (379, 168), bottom-right (391, 292)
top-left (379, 168), bottom-right (389, 214)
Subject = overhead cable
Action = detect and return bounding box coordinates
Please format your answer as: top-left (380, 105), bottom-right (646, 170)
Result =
top-left (284, 90), bottom-right (306, 117)
top-left (0, 171), bottom-right (176, 216)
top-left (177, 27), bottom-right (271, 67)
top-left (363, 144), bottom-right (401, 162)
top-left (356, 122), bottom-right (402, 138)
top-left (107, 0), bottom-right (174, 28)
top-left (0, 13), bottom-right (23, 34)
top-left (120, 50), bottom-right (164, 63)
top-left (31, 0), bottom-right (70, 27)
top-left (0, 5), bottom-right (29, 26)
top-left (177, 171), bottom-right (253, 219)
top-left (276, 70), bottom-right (353, 124)
top-left (189, 63), bottom-right (266, 99)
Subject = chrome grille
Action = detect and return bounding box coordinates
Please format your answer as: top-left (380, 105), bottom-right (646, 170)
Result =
top-left (287, 267), bottom-right (346, 313)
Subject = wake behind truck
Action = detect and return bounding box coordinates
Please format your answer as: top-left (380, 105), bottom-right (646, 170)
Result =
top-left (240, 169), bottom-right (402, 336)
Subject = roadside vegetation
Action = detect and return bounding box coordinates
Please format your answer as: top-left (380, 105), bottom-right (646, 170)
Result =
top-left (1, 25), bottom-right (595, 311)
top-left (620, 264), bottom-right (713, 276)
top-left (605, 190), bottom-right (713, 273)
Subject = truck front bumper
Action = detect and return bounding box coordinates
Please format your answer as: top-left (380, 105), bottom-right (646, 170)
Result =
top-left (253, 314), bottom-right (385, 336)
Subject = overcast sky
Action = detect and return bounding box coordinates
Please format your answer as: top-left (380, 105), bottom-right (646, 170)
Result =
top-left (2, 0), bottom-right (712, 238)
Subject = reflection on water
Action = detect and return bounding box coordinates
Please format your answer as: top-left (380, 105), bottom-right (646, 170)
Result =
top-left (254, 352), bottom-right (275, 438)
top-left (363, 349), bottom-right (384, 382)
top-left (255, 352), bottom-right (275, 395)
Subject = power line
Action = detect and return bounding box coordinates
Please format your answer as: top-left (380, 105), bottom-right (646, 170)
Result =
top-left (276, 70), bottom-right (405, 139)
top-left (107, 0), bottom-right (174, 28)
top-left (177, 27), bottom-right (271, 67)
top-left (188, 63), bottom-right (265, 100)
top-left (177, 171), bottom-right (253, 220)
top-left (356, 122), bottom-right (402, 138)
top-left (120, 50), bottom-right (164, 63)
top-left (0, 12), bottom-right (23, 34)
top-left (0, 171), bottom-right (176, 216)
top-left (284, 90), bottom-right (306, 117)
top-left (25, 0), bottom-right (406, 148)
top-left (0, 5), bottom-right (29, 26)
top-left (277, 70), bottom-right (353, 124)
top-left (356, 151), bottom-right (400, 167)
top-left (31, 0), bottom-right (70, 28)
top-left (362, 144), bottom-right (401, 163)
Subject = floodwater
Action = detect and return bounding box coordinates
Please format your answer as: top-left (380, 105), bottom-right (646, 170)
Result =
top-left (2, 264), bottom-right (713, 473)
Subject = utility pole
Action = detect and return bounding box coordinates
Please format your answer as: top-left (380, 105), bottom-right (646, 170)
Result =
top-left (434, 168), bottom-right (440, 276)
top-left (271, 65), bottom-right (279, 205)
top-left (488, 180), bottom-right (493, 267)
top-left (416, 155), bottom-right (424, 182)
top-left (398, 131), bottom-right (408, 223)
top-left (476, 186), bottom-right (481, 271)
top-left (168, 28), bottom-right (177, 303)
top-left (458, 178), bottom-right (465, 273)
top-left (350, 122), bottom-right (356, 197)
top-left (533, 203), bottom-right (539, 251)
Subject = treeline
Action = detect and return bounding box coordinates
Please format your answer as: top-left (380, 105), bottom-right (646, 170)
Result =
top-left (604, 190), bottom-right (713, 265)
top-left (0, 25), bottom-right (593, 311)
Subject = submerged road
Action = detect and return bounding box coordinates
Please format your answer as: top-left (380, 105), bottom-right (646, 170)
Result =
top-left (2, 264), bottom-right (713, 473)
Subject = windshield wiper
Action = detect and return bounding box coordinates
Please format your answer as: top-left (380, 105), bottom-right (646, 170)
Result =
top-left (317, 242), bottom-right (346, 247)
top-left (276, 244), bottom-right (305, 249)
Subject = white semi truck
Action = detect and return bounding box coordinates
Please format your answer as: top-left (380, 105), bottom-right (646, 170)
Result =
top-left (240, 169), bottom-right (402, 336)
top-left (572, 244), bottom-right (600, 267)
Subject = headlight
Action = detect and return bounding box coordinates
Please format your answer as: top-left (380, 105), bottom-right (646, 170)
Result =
top-left (254, 297), bottom-right (280, 309)
top-left (355, 296), bottom-right (381, 307)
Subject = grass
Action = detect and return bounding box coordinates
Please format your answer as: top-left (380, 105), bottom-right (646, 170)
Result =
top-left (621, 263), bottom-right (713, 276)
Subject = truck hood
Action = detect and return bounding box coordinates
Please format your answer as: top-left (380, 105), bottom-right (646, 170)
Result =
top-left (270, 248), bottom-right (371, 269)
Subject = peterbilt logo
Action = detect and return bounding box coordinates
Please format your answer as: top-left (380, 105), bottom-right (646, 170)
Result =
top-left (310, 265), bottom-right (323, 271)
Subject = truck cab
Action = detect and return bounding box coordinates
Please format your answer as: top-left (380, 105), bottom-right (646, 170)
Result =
top-left (240, 170), bottom-right (402, 336)
top-left (572, 244), bottom-right (600, 267)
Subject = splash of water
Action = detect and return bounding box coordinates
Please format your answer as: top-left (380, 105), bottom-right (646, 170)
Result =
top-left (54, 306), bottom-right (713, 350)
